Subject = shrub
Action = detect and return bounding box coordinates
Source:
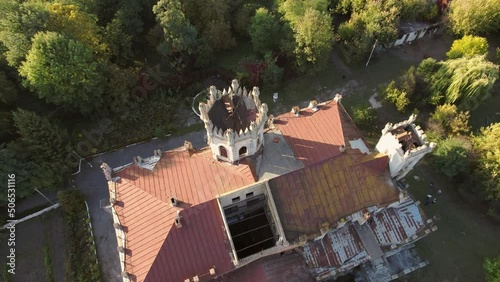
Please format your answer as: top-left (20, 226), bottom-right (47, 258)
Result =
top-left (446, 35), bottom-right (489, 59)
top-left (383, 80), bottom-right (410, 112)
top-left (351, 105), bottom-right (376, 129)
top-left (484, 255), bottom-right (500, 282)
top-left (433, 136), bottom-right (471, 178)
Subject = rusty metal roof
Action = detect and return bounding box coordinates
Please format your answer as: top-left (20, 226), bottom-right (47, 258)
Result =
top-left (302, 224), bottom-right (367, 268)
top-left (113, 148), bottom-right (255, 281)
top-left (216, 252), bottom-right (314, 282)
top-left (370, 198), bottom-right (426, 246)
top-left (268, 153), bottom-right (400, 241)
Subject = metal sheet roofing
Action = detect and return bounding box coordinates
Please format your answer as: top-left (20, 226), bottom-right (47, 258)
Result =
top-left (268, 153), bottom-right (400, 241)
top-left (302, 224), bottom-right (366, 268)
top-left (274, 101), bottom-right (365, 166)
top-left (113, 148), bottom-right (255, 281)
top-left (370, 198), bottom-right (426, 246)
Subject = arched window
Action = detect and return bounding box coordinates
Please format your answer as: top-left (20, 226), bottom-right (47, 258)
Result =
top-left (219, 146), bottom-right (228, 158)
top-left (239, 146), bottom-right (247, 156)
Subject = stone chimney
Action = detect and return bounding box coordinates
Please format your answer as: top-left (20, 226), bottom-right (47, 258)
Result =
top-left (309, 100), bottom-right (319, 112)
top-left (291, 106), bottom-right (300, 116)
top-left (334, 93), bottom-right (342, 103)
top-left (133, 156), bottom-right (143, 165)
top-left (175, 211), bottom-right (182, 228)
top-left (339, 144), bottom-right (346, 153)
top-left (101, 162), bottom-right (113, 181)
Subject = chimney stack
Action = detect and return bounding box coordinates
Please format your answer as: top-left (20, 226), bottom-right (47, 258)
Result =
top-left (308, 100), bottom-right (319, 112)
top-left (101, 163), bottom-right (113, 181)
top-left (154, 149), bottom-right (162, 158)
top-left (339, 145), bottom-right (346, 152)
top-left (170, 197), bottom-right (179, 207)
top-left (209, 267), bottom-right (216, 275)
top-left (334, 94), bottom-right (342, 103)
top-left (133, 156), bottom-right (143, 165)
top-left (175, 211), bottom-right (182, 228)
top-left (291, 106), bottom-right (300, 117)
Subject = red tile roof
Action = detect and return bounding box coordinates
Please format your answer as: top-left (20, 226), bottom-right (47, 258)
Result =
top-left (113, 148), bottom-right (255, 281)
top-left (268, 153), bottom-right (399, 240)
top-left (275, 101), bottom-right (364, 166)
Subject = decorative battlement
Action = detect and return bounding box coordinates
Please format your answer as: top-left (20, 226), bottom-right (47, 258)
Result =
top-left (198, 79), bottom-right (267, 163)
top-left (376, 114), bottom-right (436, 180)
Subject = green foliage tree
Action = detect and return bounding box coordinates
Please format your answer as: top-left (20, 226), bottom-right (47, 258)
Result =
top-left (262, 52), bottom-right (284, 88)
top-left (398, 0), bottom-right (434, 21)
top-left (472, 123), bottom-right (500, 201)
top-left (335, 0), bottom-right (366, 14)
top-left (233, 3), bottom-right (259, 37)
top-left (153, 0), bottom-right (198, 57)
top-left (429, 104), bottom-right (470, 137)
top-left (484, 255), bottom-right (500, 282)
top-left (337, 0), bottom-right (399, 61)
top-left (201, 19), bottom-right (235, 51)
top-left (19, 32), bottom-right (104, 114)
top-left (182, 0), bottom-right (235, 51)
top-left (0, 71), bottom-right (16, 104)
top-left (0, 1), bottom-right (49, 67)
top-left (449, 0), bottom-right (500, 36)
top-left (446, 35), bottom-right (489, 59)
top-left (12, 109), bottom-right (73, 189)
top-left (47, 3), bottom-right (107, 56)
top-left (428, 56), bottom-right (498, 110)
top-left (351, 105), bottom-right (376, 129)
top-left (278, 0), bottom-right (333, 73)
top-left (433, 136), bottom-right (471, 178)
top-left (0, 146), bottom-right (34, 205)
top-left (293, 8), bottom-right (333, 73)
top-left (249, 8), bottom-right (281, 53)
top-left (383, 80), bottom-right (410, 112)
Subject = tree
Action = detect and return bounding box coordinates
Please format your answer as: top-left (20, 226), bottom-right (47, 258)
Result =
top-left (472, 123), bottom-right (500, 201)
top-left (201, 19), bottom-right (235, 51)
top-left (429, 104), bottom-right (470, 136)
top-left (398, 0), bottom-right (434, 21)
top-left (446, 35), bottom-right (489, 59)
top-left (19, 32), bottom-right (104, 114)
top-left (351, 105), bottom-right (376, 129)
top-left (433, 136), bottom-right (471, 178)
top-left (449, 0), bottom-right (500, 36)
top-left (426, 56), bottom-right (498, 110)
top-left (12, 109), bottom-right (73, 189)
top-left (47, 3), bottom-right (107, 55)
top-left (0, 71), bottom-right (16, 104)
top-left (0, 146), bottom-right (34, 206)
top-left (262, 52), bottom-right (284, 88)
top-left (293, 8), bottom-right (333, 73)
top-left (336, 0), bottom-right (399, 61)
top-left (383, 80), bottom-right (410, 112)
top-left (248, 8), bottom-right (281, 53)
top-left (182, 0), bottom-right (235, 51)
top-left (153, 0), bottom-right (198, 57)
top-left (0, 1), bottom-right (49, 67)
top-left (233, 3), bottom-right (259, 37)
top-left (484, 255), bottom-right (500, 282)
top-left (278, 0), bottom-right (333, 73)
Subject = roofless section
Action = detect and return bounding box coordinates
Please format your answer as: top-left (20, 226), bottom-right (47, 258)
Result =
top-left (217, 182), bottom-right (289, 265)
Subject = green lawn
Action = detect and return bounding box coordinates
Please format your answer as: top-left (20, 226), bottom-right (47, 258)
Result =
top-left (402, 163), bottom-right (500, 282)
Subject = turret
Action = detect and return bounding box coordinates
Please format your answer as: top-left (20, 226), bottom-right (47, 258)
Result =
top-left (375, 114), bottom-right (436, 180)
top-left (198, 79), bottom-right (267, 163)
